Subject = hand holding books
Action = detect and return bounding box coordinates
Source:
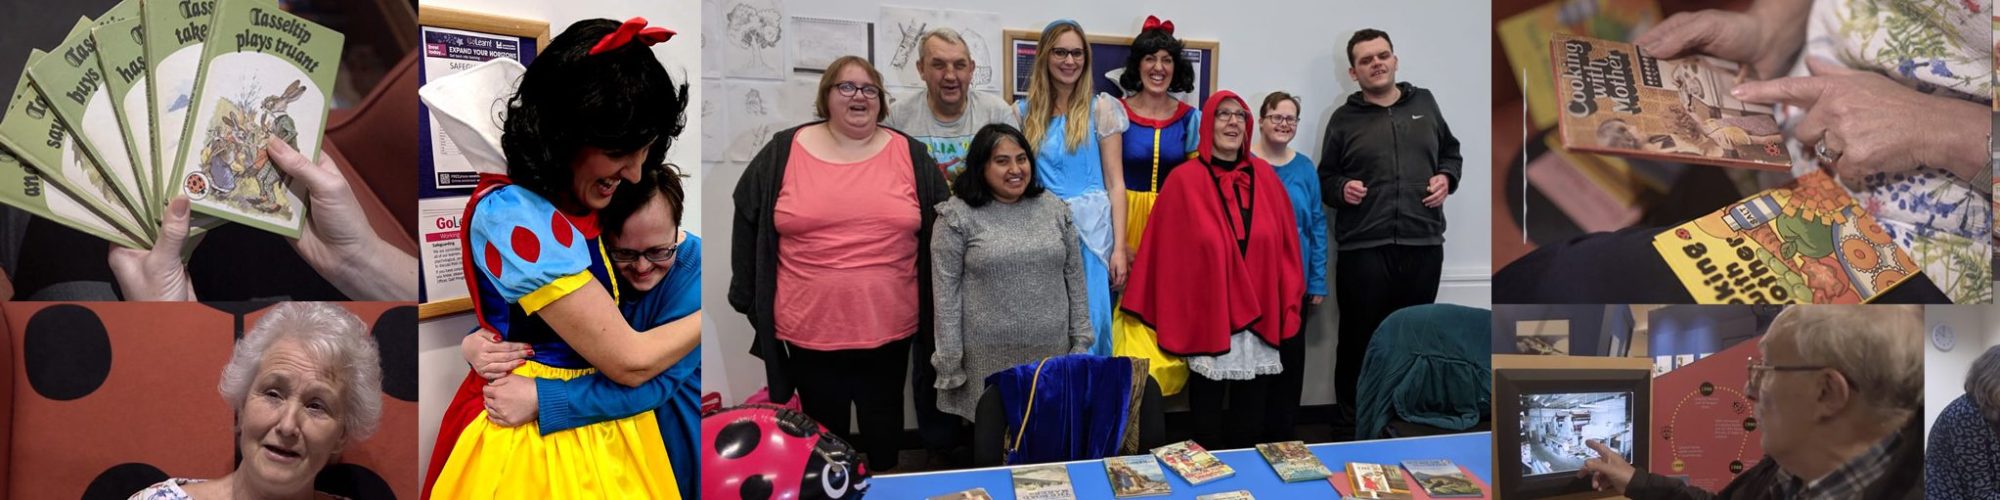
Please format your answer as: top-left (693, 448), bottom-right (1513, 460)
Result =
top-left (108, 137), bottom-right (417, 301)
top-left (106, 195), bottom-right (195, 300)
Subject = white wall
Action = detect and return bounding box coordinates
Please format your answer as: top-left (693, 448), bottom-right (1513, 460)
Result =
top-left (1924, 305), bottom-right (1998, 441)
top-left (416, 0), bottom-right (702, 485)
top-left (701, 0), bottom-right (1493, 415)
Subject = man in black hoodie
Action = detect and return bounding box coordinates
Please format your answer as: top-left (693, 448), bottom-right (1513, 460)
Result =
top-left (1318, 28), bottom-right (1462, 433)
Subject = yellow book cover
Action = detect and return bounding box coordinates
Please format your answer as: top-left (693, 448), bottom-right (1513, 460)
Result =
top-left (1652, 171), bottom-right (1916, 304)
top-left (1497, 0), bottom-right (1660, 129)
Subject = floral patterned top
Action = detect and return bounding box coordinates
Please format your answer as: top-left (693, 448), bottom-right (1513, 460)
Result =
top-left (1787, 0), bottom-right (1995, 302)
top-left (128, 478), bottom-right (350, 500)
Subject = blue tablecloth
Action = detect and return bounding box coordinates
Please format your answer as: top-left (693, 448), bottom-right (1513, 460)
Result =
top-left (868, 432), bottom-right (1492, 498)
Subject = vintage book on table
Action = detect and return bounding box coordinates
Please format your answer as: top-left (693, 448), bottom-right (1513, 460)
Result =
top-left (0, 54), bottom-right (146, 248)
top-left (1104, 455), bottom-right (1172, 498)
top-left (1011, 464), bottom-right (1077, 500)
top-left (1151, 440), bottom-right (1235, 486)
top-left (1195, 491), bottom-right (1256, 500)
top-left (1401, 460), bottom-right (1485, 498)
top-left (1255, 440), bottom-right (1331, 482)
top-left (27, 17), bottom-right (154, 229)
top-left (172, 0), bottom-right (341, 237)
top-left (1549, 32), bottom-right (1793, 171)
top-left (1344, 462), bottom-right (1413, 500)
top-left (1651, 170), bottom-right (1916, 303)
top-left (925, 487), bottom-right (993, 500)
top-left (1495, 0), bottom-right (1661, 130)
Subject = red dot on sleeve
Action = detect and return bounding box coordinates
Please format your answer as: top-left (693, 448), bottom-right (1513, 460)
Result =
top-left (552, 212), bottom-right (575, 247)
top-left (512, 226), bottom-right (542, 263)
top-left (485, 242), bottom-right (505, 279)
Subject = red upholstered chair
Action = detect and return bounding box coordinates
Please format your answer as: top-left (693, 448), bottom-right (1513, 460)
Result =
top-left (3, 302), bottom-right (417, 499)
top-left (325, 49), bottom-right (421, 253)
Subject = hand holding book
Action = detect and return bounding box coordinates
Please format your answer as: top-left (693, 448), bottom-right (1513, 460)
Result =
top-left (1731, 57), bottom-right (1991, 186)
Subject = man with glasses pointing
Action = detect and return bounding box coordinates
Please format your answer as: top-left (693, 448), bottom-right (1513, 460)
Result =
top-left (1577, 305), bottom-right (1925, 500)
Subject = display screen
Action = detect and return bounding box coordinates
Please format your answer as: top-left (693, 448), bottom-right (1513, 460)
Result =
top-left (1518, 392), bottom-right (1635, 476)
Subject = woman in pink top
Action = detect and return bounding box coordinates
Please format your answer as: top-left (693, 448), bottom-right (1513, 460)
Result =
top-left (729, 55), bottom-right (951, 471)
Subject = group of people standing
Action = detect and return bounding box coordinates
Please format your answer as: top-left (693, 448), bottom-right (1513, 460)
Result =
top-left (728, 16), bottom-right (1463, 470)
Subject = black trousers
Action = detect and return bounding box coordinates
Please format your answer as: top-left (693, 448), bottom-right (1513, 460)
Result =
top-left (1186, 333), bottom-right (1307, 450)
top-left (1262, 299), bottom-right (1313, 442)
top-left (1333, 244), bottom-right (1442, 409)
top-left (910, 331), bottom-right (966, 452)
top-left (788, 337), bottom-right (911, 471)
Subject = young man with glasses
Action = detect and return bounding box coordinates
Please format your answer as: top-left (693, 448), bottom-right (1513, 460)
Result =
top-left (1317, 28), bottom-right (1464, 435)
top-left (1577, 305), bottom-right (1925, 500)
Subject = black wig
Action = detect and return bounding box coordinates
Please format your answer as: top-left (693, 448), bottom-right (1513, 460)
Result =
top-left (953, 123), bottom-right (1047, 207)
top-left (501, 18), bottom-right (690, 205)
top-left (1118, 28), bottom-right (1194, 94)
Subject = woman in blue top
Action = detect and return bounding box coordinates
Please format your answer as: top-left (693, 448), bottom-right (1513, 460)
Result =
top-left (464, 162), bottom-right (701, 497)
top-left (1014, 19), bottom-right (1127, 355)
top-left (1250, 91), bottom-right (1323, 442)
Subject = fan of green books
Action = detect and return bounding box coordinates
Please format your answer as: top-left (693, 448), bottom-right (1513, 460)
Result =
top-left (0, 0), bottom-right (343, 250)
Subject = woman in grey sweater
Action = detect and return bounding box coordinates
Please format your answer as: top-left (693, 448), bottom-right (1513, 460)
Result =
top-left (931, 123), bottom-right (1094, 419)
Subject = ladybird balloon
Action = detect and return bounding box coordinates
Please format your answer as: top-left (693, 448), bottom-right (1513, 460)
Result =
top-left (703, 404), bottom-right (871, 499)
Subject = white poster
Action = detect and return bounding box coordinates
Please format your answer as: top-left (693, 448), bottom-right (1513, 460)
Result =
top-left (421, 26), bottom-right (531, 189)
top-left (719, 0), bottom-right (787, 80)
top-left (419, 195), bottom-right (471, 303)
top-left (791, 16), bottom-right (872, 73)
top-left (875, 6), bottom-right (1001, 91)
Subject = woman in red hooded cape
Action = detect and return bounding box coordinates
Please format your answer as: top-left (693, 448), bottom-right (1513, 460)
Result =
top-left (1119, 90), bottom-right (1304, 449)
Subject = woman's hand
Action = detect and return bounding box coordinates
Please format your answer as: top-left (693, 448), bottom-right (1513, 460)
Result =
top-left (462, 329), bottom-right (533, 381)
top-left (483, 374), bottom-right (539, 427)
top-left (266, 138), bottom-right (418, 301)
top-left (1634, 10), bottom-right (1765, 69)
top-left (1108, 244), bottom-right (1130, 290)
top-left (1634, 1), bottom-right (1814, 81)
top-left (1734, 57), bottom-right (1991, 183)
top-left (107, 196), bottom-right (196, 301)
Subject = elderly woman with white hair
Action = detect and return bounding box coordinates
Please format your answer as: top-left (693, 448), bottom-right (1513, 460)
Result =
top-left (129, 302), bottom-right (382, 499)
top-left (1579, 305), bottom-right (1925, 500)
top-left (1926, 345), bottom-right (2000, 498)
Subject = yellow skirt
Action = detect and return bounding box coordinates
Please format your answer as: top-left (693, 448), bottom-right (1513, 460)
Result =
top-left (432, 362), bottom-right (677, 499)
top-left (1110, 309), bottom-right (1187, 396)
top-left (1125, 190), bottom-right (1157, 252)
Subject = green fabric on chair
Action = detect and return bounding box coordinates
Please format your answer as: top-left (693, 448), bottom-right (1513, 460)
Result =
top-left (1355, 303), bottom-right (1492, 440)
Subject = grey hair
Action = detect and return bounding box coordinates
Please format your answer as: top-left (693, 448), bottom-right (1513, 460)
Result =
top-left (1768, 305), bottom-right (1923, 426)
top-left (916, 27), bottom-right (970, 65)
top-left (1967, 346), bottom-right (2000, 424)
top-left (218, 302), bottom-right (383, 445)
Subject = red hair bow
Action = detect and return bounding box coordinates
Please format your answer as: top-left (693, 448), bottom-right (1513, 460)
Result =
top-left (588, 17), bottom-right (676, 55)
top-left (1143, 15), bottom-right (1174, 35)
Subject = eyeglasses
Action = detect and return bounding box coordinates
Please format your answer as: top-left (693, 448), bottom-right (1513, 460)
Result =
top-left (609, 245), bottom-right (680, 264)
top-left (609, 230), bottom-right (684, 264)
top-left (1263, 115), bottom-right (1299, 125)
top-left (1215, 110), bottom-right (1251, 123)
top-left (835, 82), bottom-right (882, 100)
top-left (1744, 358), bottom-right (1833, 399)
top-left (1047, 48), bottom-right (1087, 61)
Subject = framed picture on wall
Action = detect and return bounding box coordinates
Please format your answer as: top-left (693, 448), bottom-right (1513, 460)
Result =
top-left (416, 5), bottom-right (548, 317)
top-left (1001, 29), bottom-right (1219, 106)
